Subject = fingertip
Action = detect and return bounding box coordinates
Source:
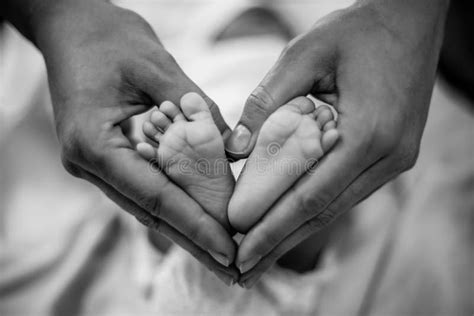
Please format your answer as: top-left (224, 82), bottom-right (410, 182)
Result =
top-left (200, 217), bottom-right (238, 266)
top-left (208, 250), bottom-right (232, 267)
top-left (224, 123), bottom-right (254, 159)
top-left (323, 120), bottom-right (337, 132)
top-left (143, 121), bottom-right (157, 138)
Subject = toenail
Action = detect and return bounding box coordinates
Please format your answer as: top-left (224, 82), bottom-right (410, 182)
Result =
top-left (225, 124), bottom-right (251, 153)
top-left (238, 256), bottom-right (262, 274)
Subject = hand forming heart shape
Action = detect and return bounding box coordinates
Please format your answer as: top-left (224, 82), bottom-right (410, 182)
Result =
top-left (137, 92), bottom-right (339, 282)
top-left (16, 0), bottom-right (444, 289)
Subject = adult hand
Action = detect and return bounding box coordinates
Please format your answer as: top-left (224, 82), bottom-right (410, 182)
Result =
top-left (3, 0), bottom-right (237, 284)
top-left (225, 0), bottom-right (449, 287)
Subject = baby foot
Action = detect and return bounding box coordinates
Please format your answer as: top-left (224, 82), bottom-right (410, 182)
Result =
top-left (228, 96), bottom-right (339, 233)
top-left (136, 92), bottom-right (234, 229)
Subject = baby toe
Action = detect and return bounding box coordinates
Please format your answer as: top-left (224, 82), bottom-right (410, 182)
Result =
top-left (314, 105), bottom-right (334, 129)
top-left (283, 96), bottom-right (316, 115)
top-left (322, 129), bottom-right (339, 152)
top-left (180, 92), bottom-right (212, 121)
top-left (143, 121), bottom-right (162, 142)
top-left (160, 100), bottom-right (185, 121)
top-left (323, 120), bottom-right (337, 132)
top-left (151, 110), bottom-right (172, 132)
top-left (137, 142), bottom-right (157, 161)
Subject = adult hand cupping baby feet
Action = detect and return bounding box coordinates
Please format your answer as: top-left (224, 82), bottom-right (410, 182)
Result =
top-left (136, 92), bottom-right (338, 287)
top-left (228, 96), bottom-right (339, 269)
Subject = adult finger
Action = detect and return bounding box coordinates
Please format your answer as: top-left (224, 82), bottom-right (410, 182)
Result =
top-left (77, 166), bottom-right (239, 282)
top-left (62, 159), bottom-right (160, 227)
top-left (157, 224), bottom-right (239, 285)
top-left (64, 129), bottom-right (236, 267)
top-left (238, 157), bottom-right (400, 288)
top-left (225, 37), bottom-right (335, 159)
top-left (105, 147), bottom-right (237, 266)
top-left (234, 118), bottom-right (377, 273)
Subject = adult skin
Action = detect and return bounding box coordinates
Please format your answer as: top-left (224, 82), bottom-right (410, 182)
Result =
top-left (226, 0), bottom-right (450, 287)
top-left (1, 0), bottom-right (238, 285)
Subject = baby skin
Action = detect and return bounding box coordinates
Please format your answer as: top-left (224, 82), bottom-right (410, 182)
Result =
top-left (228, 96), bottom-right (339, 233)
top-left (137, 93), bottom-right (338, 238)
top-left (137, 92), bottom-right (234, 230)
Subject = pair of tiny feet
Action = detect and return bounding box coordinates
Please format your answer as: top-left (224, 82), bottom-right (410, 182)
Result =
top-left (137, 92), bottom-right (339, 264)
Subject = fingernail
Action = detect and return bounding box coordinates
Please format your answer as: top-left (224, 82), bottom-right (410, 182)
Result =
top-left (242, 277), bottom-right (259, 289)
top-left (225, 124), bottom-right (251, 154)
top-left (215, 272), bottom-right (235, 287)
top-left (209, 250), bottom-right (230, 267)
top-left (238, 256), bottom-right (261, 274)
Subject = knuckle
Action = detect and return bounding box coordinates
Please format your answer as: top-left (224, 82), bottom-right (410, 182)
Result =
top-left (293, 191), bottom-right (329, 220)
top-left (157, 50), bottom-right (178, 69)
top-left (61, 156), bottom-right (81, 178)
top-left (307, 211), bottom-right (336, 231)
top-left (59, 125), bottom-right (80, 161)
top-left (136, 179), bottom-right (175, 220)
top-left (87, 145), bottom-right (109, 171)
top-left (143, 195), bottom-right (162, 218)
top-left (372, 133), bottom-right (399, 157)
top-left (136, 213), bottom-right (161, 230)
top-left (59, 125), bottom-right (84, 177)
top-left (350, 120), bottom-right (401, 160)
top-left (259, 229), bottom-right (281, 251)
top-left (394, 144), bottom-right (420, 172)
top-left (280, 34), bottom-right (305, 59)
top-left (296, 195), bottom-right (317, 219)
top-left (152, 218), bottom-right (162, 232)
top-left (357, 131), bottom-right (398, 161)
top-left (137, 189), bottom-right (163, 218)
top-left (118, 7), bottom-right (146, 25)
top-left (244, 86), bottom-right (275, 118)
top-left (186, 225), bottom-right (199, 243)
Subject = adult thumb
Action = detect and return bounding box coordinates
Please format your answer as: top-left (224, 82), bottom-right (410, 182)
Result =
top-left (224, 41), bottom-right (325, 159)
